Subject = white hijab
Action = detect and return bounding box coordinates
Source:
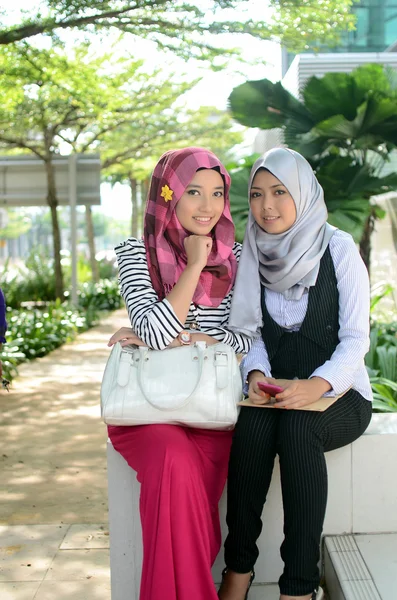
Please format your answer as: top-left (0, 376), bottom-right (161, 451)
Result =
top-left (228, 147), bottom-right (336, 336)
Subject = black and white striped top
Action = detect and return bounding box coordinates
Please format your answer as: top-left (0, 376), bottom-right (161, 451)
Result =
top-left (115, 238), bottom-right (251, 353)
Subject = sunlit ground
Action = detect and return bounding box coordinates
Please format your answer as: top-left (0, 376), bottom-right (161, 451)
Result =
top-left (0, 310), bottom-right (127, 526)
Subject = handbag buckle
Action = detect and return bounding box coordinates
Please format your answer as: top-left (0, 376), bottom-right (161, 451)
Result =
top-left (214, 351), bottom-right (228, 366)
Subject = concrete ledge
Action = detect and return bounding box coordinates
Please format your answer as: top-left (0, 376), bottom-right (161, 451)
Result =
top-left (352, 414), bottom-right (397, 533)
top-left (107, 413), bottom-right (397, 599)
top-left (106, 442), bottom-right (353, 596)
top-left (365, 413), bottom-right (397, 435)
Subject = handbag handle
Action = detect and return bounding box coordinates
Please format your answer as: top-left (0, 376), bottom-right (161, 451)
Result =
top-left (136, 343), bottom-right (206, 411)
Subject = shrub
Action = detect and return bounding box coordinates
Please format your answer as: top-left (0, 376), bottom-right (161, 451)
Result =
top-left (1, 250), bottom-right (122, 383)
top-left (366, 321), bottom-right (397, 412)
top-left (76, 279), bottom-right (122, 312)
top-left (2, 250), bottom-right (56, 309)
top-left (2, 248), bottom-right (120, 309)
top-left (0, 301), bottom-right (100, 382)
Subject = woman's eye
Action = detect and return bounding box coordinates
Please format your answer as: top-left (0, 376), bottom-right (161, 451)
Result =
top-left (187, 189), bottom-right (199, 195)
top-left (214, 191), bottom-right (224, 197)
top-left (250, 192), bottom-right (261, 199)
top-left (275, 189), bottom-right (286, 196)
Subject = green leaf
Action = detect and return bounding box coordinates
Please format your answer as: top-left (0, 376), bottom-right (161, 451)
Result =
top-left (372, 399), bottom-right (397, 412)
top-left (229, 78), bottom-right (314, 132)
top-left (0, 0), bottom-right (357, 54)
top-left (303, 72), bottom-right (364, 122)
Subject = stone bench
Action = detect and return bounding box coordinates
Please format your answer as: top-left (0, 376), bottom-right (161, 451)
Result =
top-left (107, 414), bottom-right (397, 600)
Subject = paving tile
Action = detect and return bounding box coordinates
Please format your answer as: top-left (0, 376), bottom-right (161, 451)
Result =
top-left (34, 579), bottom-right (111, 600)
top-left (0, 581), bottom-right (41, 600)
top-left (340, 579), bottom-right (382, 599)
top-left (0, 524), bottom-right (69, 545)
top-left (354, 533), bottom-right (397, 599)
top-left (60, 524), bottom-right (109, 550)
top-left (44, 549), bottom-right (109, 581)
top-left (0, 525), bottom-right (68, 582)
top-left (249, 584), bottom-right (280, 599)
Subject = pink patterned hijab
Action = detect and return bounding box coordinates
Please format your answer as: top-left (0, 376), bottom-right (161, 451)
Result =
top-left (144, 147), bottom-right (237, 307)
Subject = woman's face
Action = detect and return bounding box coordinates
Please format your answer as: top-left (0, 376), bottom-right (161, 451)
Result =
top-left (250, 169), bottom-right (297, 234)
top-left (175, 168), bottom-right (225, 235)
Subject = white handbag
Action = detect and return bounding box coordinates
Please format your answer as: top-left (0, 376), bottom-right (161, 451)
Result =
top-left (100, 341), bottom-right (242, 430)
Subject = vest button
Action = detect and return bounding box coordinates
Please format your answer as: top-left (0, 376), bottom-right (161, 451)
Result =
top-left (326, 325), bottom-right (332, 332)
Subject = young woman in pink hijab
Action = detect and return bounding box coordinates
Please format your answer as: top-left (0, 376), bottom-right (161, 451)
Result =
top-left (107, 147), bottom-right (251, 600)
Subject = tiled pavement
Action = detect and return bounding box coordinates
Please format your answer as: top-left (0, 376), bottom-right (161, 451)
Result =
top-left (0, 524), bottom-right (110, 600)
top-left (0, 311), bottom-right (127, 600)
top-left (0, 521), bottom-right (283, 599)
top-left (0, 309), bottom-right (309, 600)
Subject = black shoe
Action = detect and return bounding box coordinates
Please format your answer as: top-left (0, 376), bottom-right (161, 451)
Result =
top-left (219, 568), bottom-right (255, 600)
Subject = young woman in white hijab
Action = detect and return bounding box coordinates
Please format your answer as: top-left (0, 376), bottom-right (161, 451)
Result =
top-left (218, 148), bottom-right (373, 600)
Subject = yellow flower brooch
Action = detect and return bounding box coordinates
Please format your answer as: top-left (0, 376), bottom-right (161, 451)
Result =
top-left (160, 184), bottom-right (173, 203)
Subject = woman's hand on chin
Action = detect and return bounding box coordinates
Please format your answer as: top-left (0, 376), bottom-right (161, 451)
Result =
top-left (184, 235), bottom-right (212, 271)
top-left (107, 327), bottom-right (146, 347)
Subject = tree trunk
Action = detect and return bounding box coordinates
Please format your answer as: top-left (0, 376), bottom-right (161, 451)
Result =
top-left (129, 177), bottom-right (138, 237)
top-left (139, 178), bottom-right (149, 237)
top-left (359, 207), bottom-right (376, 276)
top-left (85, 205), bottom-right (99, 282)
top-left (45, 158), bottom-right (64, 299)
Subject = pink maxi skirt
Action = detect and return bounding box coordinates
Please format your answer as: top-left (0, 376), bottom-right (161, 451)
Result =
top-left (108, 424), bottom-right (233, 600)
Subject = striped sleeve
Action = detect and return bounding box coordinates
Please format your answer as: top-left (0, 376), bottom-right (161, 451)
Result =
top-left (240, 335), bottom-right (272, 393)
top-left (198, 243), bottom-right (252, 354)
top-left (202, 321), bottom-right (252, 354)
top-left (310, 231), bottom-right (371, 394)
top-left (115, 239), bottom-right (184, 350)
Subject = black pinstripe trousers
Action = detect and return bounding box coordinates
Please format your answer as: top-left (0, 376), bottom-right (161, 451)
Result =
top-left (224, 391), bottom-right (372, 596)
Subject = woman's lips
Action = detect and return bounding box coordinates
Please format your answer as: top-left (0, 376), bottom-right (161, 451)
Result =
top-left (262, 216), bottom-right (279, 222)
top-left (193, 217), bottom-right (212, 225)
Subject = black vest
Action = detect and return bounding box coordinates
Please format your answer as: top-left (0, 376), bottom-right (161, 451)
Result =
top-left (261, 246), bottom-right (340, 380)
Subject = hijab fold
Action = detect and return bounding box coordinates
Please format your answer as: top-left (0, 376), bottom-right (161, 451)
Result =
top-left (228, 148), bottom-right (336, 336)
top-left (144, 147), bottom-right (237, 307)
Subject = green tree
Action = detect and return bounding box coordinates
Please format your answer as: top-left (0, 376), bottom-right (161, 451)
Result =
top-left (0, 0), bottom-right (356, 54)
top-left (0, 42), bottom-right (198, 296)
top-left (0, 209), bottom-right (32, 239)
top-left (226, 154), bottom-right (259, 243)
top-left (55, 61), bottom-right (239, 264)
top-left (228, 64), bottom-right (397, 268)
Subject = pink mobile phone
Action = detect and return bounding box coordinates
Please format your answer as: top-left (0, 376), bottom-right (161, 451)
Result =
top-left (257, 382), bottom-right (284, 397)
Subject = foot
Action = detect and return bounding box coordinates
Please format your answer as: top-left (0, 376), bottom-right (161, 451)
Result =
top-left (280, 596), bottom-right (312, 600)
top-left (280, 587), bottom-right (324, 600)
top-left (218, 569), bottom-right (253, 600)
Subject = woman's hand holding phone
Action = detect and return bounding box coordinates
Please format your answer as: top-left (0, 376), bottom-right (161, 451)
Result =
top-left (247, 371), bottom-right (275, 405)
top-left (257, 381), bottom-right (284, 396)
top-left (249, 376), bottom-right (332, 409)
top-left (273, 377), bottom-right (332, 409)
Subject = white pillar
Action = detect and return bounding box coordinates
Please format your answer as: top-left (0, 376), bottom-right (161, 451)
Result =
top-left (69, 154), bottom-right (78, 305)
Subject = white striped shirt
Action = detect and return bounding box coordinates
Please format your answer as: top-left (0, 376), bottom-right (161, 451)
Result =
top-left (241, 230), bottom-right (373, 400)
top-left (115, 238), bottom-right (251, 354)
